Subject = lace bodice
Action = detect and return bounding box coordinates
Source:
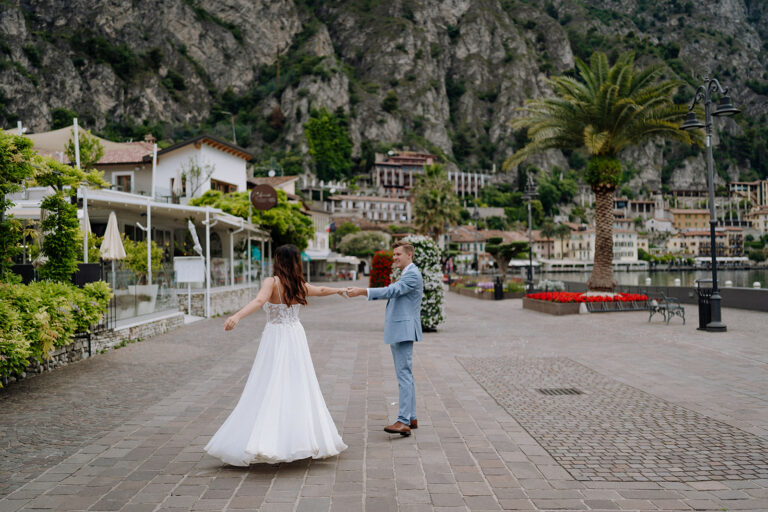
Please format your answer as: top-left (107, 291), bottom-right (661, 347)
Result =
top-left (263, 276), bottom-right (301, 325)
top-left (263, 302), bottom-right (301, 325)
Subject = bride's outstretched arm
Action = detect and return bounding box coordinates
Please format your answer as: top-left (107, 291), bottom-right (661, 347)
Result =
top-left (224, 277), bottom-right (275, 330)
top-left (306, 283), bottom-right (347, 297)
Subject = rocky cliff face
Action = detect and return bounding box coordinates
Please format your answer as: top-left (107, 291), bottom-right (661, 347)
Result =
top-left (1, 0), bottom-right (766, 191)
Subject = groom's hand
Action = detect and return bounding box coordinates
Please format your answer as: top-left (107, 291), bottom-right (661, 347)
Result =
top-left (347, 287), bottom-right (367, 297)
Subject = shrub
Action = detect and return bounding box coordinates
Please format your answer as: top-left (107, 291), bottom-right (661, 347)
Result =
top-left (51, 107), bottom-right (78, 130)
top-left (39, 193), bottom-right (80, 282)
top-left (338, 231), bottom-right (389, 258)
top-left (391, 235), bottom-right (445, 330)
top-left (369, 250), bottom-right (393, 288)
top-left (748, 248), bottom-right (766, 263)
top-left (0, 280), bottom-right (112, 384)
top-left (381, 90), bottom-right (399, 113)
top-left (0, 299), bottom-right (31, 387)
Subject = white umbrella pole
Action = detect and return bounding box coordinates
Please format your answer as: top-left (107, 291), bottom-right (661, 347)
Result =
top-left (146, 198), bottom-right (152, 285)
top-left (82, 186), bottom-right (88, 263)
top-left (151, 143), bottom-right (157, 200)
top-left (205, 207), bottom-right (211, 318)
top-left (74, 118), bottom-right (86, 264)
top-left (73, 118), bottom-right (81, 169)
top-left (231, 221), bottom-right (245, 287)
top-left (111, 259), bottom-right (115, 291)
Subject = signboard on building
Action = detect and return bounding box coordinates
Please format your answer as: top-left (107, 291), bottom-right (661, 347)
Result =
top-left (250, 184), bottom-right (277, 210)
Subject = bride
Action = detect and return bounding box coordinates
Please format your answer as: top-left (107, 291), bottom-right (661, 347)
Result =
top-left (204, 244), bottom-right (348, 466)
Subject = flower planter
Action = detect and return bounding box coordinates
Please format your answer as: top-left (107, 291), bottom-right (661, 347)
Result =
top-left (523, 297), bottom-right (581, 315)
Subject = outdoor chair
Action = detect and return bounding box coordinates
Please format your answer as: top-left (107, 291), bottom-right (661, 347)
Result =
top-left (648, 292), bottom-right (685, 325)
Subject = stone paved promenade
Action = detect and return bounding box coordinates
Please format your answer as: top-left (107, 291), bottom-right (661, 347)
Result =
top-left (2, 281), bottom-right (768, 511)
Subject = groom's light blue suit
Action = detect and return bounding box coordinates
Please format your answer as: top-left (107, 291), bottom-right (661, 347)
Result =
top-left (368, 263), bottom-right (423, 425)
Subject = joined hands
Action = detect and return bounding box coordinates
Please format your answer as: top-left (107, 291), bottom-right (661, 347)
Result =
top-left (343, 287), bottom-right (366, 298)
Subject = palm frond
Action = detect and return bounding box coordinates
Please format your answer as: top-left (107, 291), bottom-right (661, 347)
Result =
top-left (506, 50), bottom-right (693, 168)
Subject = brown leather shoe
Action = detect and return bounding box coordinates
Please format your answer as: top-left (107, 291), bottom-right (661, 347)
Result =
top-left (384, 421), bottom-right (411, 436)
top-left (410, 419), bottom-right (418, 429)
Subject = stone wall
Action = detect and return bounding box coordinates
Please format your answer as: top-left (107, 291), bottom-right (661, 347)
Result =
top-left (2, 312), bottom-right (185, 388)
top-left (90, 312), bottom-right (185, 351)
top-left (176, 285), bottom-right (259, 317)
top-left (19, 336), bottom-right (92, 380)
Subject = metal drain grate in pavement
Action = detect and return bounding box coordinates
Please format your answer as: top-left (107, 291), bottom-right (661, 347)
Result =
top-left (536, 387), bottom-right (583, 396)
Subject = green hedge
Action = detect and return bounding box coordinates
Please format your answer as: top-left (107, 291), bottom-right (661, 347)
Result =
top-left (0, 280), bottom-right (111, 386)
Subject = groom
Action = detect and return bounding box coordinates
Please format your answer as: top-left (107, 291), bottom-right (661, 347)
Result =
top-left (346, 241), bottom-right (423, 436)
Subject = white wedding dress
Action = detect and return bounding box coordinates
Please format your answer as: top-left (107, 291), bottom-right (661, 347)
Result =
top-left (204, 281), bottom-right (347, 466)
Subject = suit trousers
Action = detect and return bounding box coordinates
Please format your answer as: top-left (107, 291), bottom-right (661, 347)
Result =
top-left (390, 341), bottom-right (415, 425)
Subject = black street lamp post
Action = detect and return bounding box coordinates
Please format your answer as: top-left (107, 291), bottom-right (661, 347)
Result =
top-left (523, 174), bottom-right (538, 293)
top-left (472, 205), bottom-right (480, 274)
top-left (680, 78), bottom-right (740, 332)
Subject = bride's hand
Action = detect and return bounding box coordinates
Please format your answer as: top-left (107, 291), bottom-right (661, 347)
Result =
top-left (337, 288), bottom-right (349, 298)
top-left (224, 315), bottom-right (240, 331)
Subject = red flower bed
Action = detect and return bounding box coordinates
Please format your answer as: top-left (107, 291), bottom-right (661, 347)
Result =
top-left (526, 292), bottom-right (648, 303)
top-left (369, 250), bottom-right (393, 288)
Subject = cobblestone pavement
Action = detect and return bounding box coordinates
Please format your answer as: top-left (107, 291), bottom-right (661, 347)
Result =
top-left (1, 282), bottom-right (768, 511)
top-left (459, 356), bottom-right (768, 482)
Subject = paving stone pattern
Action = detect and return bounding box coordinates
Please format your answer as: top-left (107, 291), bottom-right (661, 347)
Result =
top-left (459, 356), bottom-right (768, 482)
top-left (0, 325), bottom-right (234, 497)
top-left (2, 285), bottom-right (768, 511)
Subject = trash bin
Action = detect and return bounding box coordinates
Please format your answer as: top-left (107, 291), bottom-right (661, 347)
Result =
top-left (494, 276), bottom-right (504, 300)
top-left (695, 279), bottom-right (713, 330)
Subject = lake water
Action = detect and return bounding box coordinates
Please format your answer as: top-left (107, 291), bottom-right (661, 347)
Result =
top-left (530, 268), bottom-right (768, 289)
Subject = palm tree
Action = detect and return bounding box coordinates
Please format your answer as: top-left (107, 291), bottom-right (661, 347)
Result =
top-left (504, 52), bottom-right (698, 291)
top-left (540, 220), bottom-right (556, 259)
top-left (412, 164), bottom-right (461, 241)
top-left (554, 223), bottom-right (572, 259)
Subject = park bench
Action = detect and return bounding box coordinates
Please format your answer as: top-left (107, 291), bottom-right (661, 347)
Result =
top-left (648, 292), bottom-right (685, 325)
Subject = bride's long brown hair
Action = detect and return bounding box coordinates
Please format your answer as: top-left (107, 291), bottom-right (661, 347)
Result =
top-left (273, 244), bottom-right (308, 305)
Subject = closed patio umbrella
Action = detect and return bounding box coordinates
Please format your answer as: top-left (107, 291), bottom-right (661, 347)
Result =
top-left (188, 219), bottom-right (203, 257)
top-left (100, 211), bottom-right (126, 290)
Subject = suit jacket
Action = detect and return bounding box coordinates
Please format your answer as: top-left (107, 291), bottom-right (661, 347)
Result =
top-left (367, 263), bottom-right (424, 344)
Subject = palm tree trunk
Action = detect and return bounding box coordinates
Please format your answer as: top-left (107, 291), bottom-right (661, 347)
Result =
top-left (587, 186), bottom-right (617, 292)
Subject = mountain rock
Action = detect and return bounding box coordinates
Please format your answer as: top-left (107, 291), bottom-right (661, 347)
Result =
top-left (1, 0), bottom-right (765, 191)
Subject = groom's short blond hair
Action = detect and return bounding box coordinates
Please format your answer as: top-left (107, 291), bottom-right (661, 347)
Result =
top-left (392, 241), bottom-right (414, 255)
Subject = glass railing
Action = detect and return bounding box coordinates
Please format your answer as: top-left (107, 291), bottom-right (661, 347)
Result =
top-left (103, 258), bottom-right (263, 323)
top-left (104, 263), bottom-right (178, 322)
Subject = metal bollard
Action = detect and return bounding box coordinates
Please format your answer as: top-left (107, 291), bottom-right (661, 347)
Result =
top-left (754, 282), bottom-right (761, 289)
top-left (674, 278), bottom-right (681, 286)
top-left (725, 280), bottom-right (732, 287)
top-left (645, 277), bottom-right (651, 285)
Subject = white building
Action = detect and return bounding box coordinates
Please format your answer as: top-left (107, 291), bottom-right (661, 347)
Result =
top-left (305, 210), bottom-right (331, 262)
top-left (569, 229), bottom-right (638, 262)
top-left (27, 128), bottom-right (253, 202)
top-left (746, 206), bottom-right (768, 234)
top-left (155, 135), bottom-right (252, 200)
top-left (326, 194), bottom-right (411, 223)
top-left (645, 217), bottom-right (675, 233)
